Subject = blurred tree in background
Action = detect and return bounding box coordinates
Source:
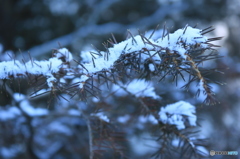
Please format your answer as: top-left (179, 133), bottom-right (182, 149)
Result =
top-left (0, 0), bottom-right (239, 159)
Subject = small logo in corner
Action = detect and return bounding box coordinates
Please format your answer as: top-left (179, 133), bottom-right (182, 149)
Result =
top-left (210, 150), bottom-right (215, 156)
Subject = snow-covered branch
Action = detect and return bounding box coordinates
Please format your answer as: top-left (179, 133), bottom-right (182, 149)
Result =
top-left (0, 26), bottom-right (221, 104)
top-left (0, 25), bottom-right (222, 158)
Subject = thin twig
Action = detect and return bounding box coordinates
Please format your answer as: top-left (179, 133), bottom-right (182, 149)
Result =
top-left (87, 118), bottom-right (94, 159)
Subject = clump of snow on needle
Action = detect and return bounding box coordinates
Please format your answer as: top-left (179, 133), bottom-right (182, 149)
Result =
top-left (80, 35), bottom-right (157, 75)
top-left (158, 101), bottom-right (197, 130)
top-left (55, 48), bottom-right (73, 62)
top-left (156, 26), bottom-right (208, 59)
top-left (0, 48), bottom-right (73, 88)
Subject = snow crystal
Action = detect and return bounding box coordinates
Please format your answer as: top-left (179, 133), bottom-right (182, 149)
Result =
top-left (112, 79), bottom-right (160, 99)
top-left (158, 101), bottom-right (196, 130)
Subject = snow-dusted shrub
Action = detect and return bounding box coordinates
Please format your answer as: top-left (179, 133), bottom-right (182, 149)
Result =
top-left (0, 25), bottom-right (222, 158)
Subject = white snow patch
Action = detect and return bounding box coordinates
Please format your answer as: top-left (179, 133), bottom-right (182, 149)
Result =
top-left (81, 49), bottom-right (100, 63)
top-left (117, 114), bottom-right (130, 124)
top-left (68, 109), bottom-right (81, 116)
top-left (0, 107), bottom-right (21, 121)
top-left (13, 93), bottom-right (25, 102)
top-left (48, 121), bottom-right (72, 136)
top-left (112, 79), bottom-right (160, 99)
top-left (56, 48), bottom-right (73, 62)
top-left (158, 101), bottom-right (196, 130)
top-left (156, 26), bottom-right (208, 59)
top-left (0, 48), bottom-right (71, 89)
top-left (149, 63), bottom-right (155, 72)
top-left (20, 100), bottom-right (48, 117)
top-left (81, 35), bottom-right (156, 75)
top-left (139, 115), bottom-right (158, 125)
top-left (91, 112), bottom-right (109, 122)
